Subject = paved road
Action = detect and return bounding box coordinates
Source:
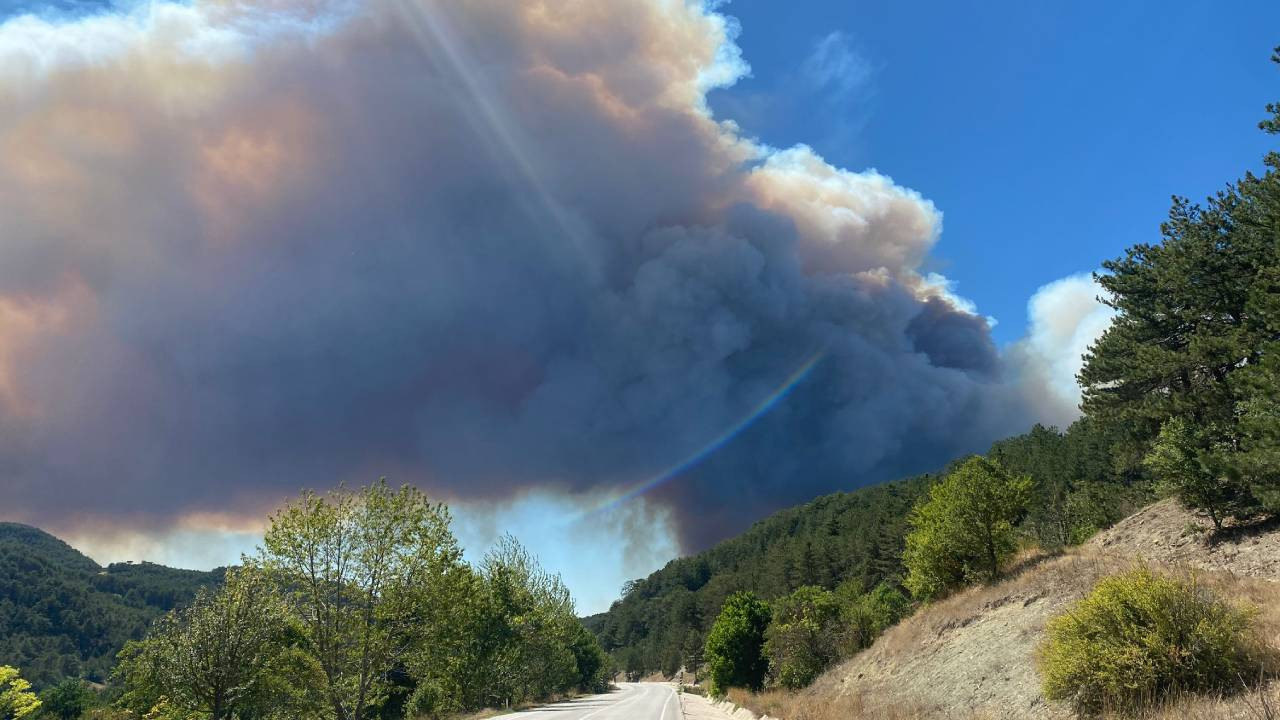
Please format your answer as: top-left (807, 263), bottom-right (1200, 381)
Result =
top-left (491, 682), bottom-right (682, 720)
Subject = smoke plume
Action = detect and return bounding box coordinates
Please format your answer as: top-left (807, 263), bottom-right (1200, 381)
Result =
top-left (0, 0), bottom-right (1055, 555)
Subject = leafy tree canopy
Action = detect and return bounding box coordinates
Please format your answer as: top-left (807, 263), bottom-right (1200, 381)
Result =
top-left (763, 586), bottom-right (840, 690)
top-left (704, 591), bottom-right (770, 695)
top-left (0, 666), bottom-right (40, 719)
top-left (903, 457), bottom-right (1032, 600)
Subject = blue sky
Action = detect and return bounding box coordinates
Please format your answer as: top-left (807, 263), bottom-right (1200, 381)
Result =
top-left (2, 0), bottom-right (115, 18)
top-left (710, 0), bottom-right (1280, 344)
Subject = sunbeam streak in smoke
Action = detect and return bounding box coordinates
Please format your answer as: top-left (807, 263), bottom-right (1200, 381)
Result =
top-left (388, 0), bottom-right (598, 277)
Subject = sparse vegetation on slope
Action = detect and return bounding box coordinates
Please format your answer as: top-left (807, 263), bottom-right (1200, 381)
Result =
top-left (590, 415), bottom-right (1150, 682)
top-left (727, 542), bottom-right (1280, 720)
top-left (590, 473), bottom-right (935, 677)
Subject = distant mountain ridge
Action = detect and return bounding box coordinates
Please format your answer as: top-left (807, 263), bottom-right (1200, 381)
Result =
top-left (0, 522), bottom-right (223, 688)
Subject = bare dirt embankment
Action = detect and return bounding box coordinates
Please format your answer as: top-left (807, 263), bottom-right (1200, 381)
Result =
top-left (732, 499), bottom-right (1280, 720)
top-left (1089, 498), bottom-right (1280, 579)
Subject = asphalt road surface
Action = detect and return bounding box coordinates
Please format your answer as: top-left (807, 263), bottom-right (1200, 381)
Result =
top-left (491, 682), bottom-right (682, 720)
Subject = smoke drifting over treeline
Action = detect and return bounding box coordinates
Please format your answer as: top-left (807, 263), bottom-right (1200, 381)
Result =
top-left (0, 0), bottom-right (1084, 553)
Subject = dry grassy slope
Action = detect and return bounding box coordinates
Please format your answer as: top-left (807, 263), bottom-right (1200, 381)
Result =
top-left (766, 499), bottom-right (1280, 720)
top-left (1089, 498), bottom-right (1280, 578)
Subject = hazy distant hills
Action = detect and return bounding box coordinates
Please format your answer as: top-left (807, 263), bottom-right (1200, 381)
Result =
top-left (0, 522), bottom-right (223, 688)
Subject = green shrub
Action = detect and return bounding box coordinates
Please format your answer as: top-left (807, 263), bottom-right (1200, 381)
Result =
top-left (0, 666), bottom-right (40, 720)
top-left (704, 591), bottom-right (771, 696)
top-left (764, 586), bottom-right (841, 690)
top-left (1038, 568), bottom-right (1268, 715)
top-left (39, 679), bottom-right (96, 720)
top-left (839, 582), bottom-right (911, 653)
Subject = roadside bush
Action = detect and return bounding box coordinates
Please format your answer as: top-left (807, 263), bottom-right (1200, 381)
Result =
top-left (764, 586), bottom-right (841, 690)
top-left (704, 591), bottom-right (771, 696)
top-left (1038, 568), bottom-right (1269, 715)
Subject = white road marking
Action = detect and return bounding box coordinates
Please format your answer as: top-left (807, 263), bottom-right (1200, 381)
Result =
top-left (657, 684), bottom-right (677, 720)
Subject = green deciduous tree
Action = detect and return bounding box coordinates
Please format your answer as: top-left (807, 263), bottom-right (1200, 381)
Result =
top-left (404, 534), bottom-right (606, 716)
top-left (567, 623), bottom-right (610, 694)
top-left (763, 586), bottom-right (840, 690)
top-left (401, 564), bottom-right (492, 716)
top-left (836, 581), bottom-right (910, 654)
top-left (681, 630), bottom-right (704, 684)
top-left (0, 666), bottom-right (40, 720)
top-left (114, 567), bottom-right (314, 720)
top-left (704, 591), bottom-right (770, 696)
top-left (259, 480), bottom-right (463, 720)
top-left (903, 457), bottom-right (1031, 600)
top-left (476, 536), bottom-right (580, 706)
top-left (38, 679), bottom-right (94, 720)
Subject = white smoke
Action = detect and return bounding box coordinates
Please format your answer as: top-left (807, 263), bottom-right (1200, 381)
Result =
top-left (1011, 272), bottom-right (1116, 427)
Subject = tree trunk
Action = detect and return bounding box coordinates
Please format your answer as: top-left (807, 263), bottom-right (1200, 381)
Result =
top-left (986, 525), bottom-right (998, 578)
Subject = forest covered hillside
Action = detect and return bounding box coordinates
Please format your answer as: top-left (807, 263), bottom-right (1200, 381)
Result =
top-left (0, 523), bottom-right (223, 688)
top-left (588, 417), bottom-right (1153, 676)
top-left (585, 473), bottom-right (934, 673)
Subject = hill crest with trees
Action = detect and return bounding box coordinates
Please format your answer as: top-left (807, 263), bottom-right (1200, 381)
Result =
top-left (0, 522), bottom-right (223, 689)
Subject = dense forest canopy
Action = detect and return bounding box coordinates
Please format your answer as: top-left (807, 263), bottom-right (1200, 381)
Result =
top-left (0, 523), bottom-right (223, 688)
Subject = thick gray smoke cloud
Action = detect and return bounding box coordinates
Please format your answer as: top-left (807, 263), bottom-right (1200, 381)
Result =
top-left (0, 0), bottom-right (1039, 551)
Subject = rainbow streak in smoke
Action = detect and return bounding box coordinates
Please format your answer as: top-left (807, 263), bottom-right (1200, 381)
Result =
top-left (582, 350), bottom-right (826, 519)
